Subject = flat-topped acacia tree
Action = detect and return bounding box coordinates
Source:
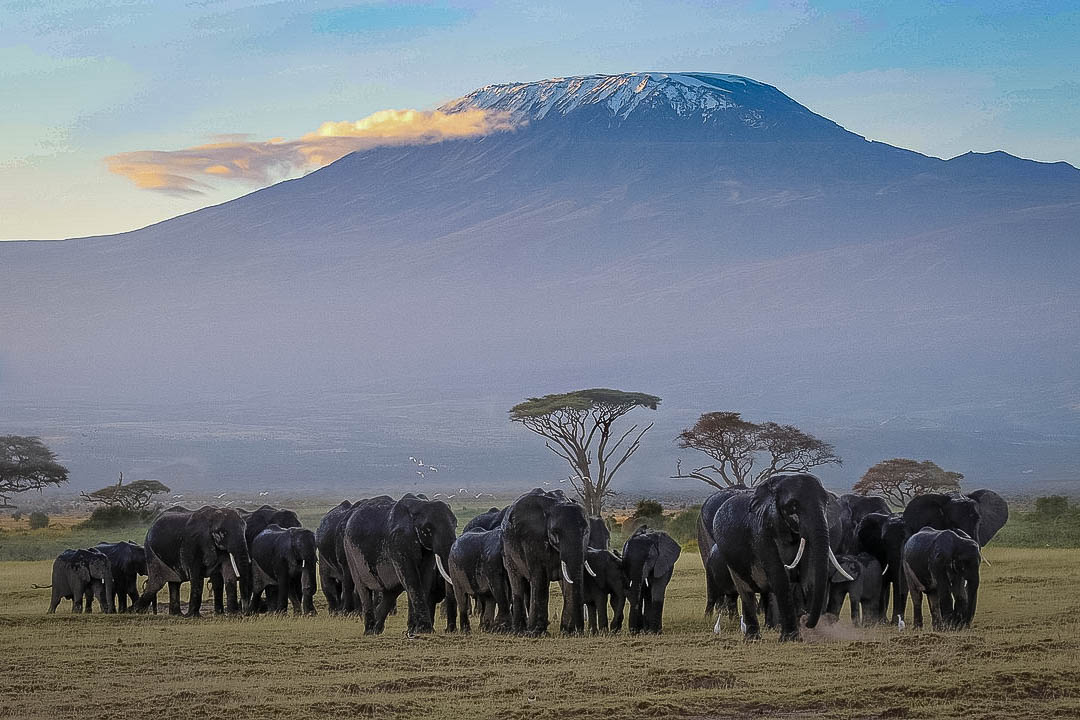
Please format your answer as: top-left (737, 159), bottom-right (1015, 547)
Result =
top-left (510, 389), bottom-right (660, 516)
top-left (0, 435), bottom-right (69, 508)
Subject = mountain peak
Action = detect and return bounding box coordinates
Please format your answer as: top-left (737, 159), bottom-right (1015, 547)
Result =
top-left (440, 71), bottom-right (850, 141)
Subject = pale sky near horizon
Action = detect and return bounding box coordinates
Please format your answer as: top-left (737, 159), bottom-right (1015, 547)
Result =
top-left (2, 0), bottom-right (1078, 240)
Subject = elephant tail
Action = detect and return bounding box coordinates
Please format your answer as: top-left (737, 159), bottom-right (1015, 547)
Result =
top-left (31, 583), bottom-right (53, 589)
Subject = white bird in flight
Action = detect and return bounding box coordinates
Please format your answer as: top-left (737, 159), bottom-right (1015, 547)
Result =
top-left (216, 493), bottom-right (227, 499)
top-left (258, 491), bottom-right (269, 496)
top-left (172, 494), bottom-right (184, 499)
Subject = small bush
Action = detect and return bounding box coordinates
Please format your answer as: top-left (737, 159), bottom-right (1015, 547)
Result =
top-left (28, 511), bottom-right (49, 529)
top-left (11, 510), bottom-right (22, 521)
top-left (1034, 495), bottom-right (1070, 518)
top-left (666, 505), bottom-right (702, 545)
top-left (80, 506), bottom-right (152, 529)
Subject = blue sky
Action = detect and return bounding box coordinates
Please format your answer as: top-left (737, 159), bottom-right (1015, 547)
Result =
top-left (2, 0), bottom-right (1078, 239)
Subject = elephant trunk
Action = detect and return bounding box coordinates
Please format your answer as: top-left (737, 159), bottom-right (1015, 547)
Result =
top-left (963, 575), bottom-right (979, 627)
top-left (433, 530), bottom-right (456, 588)
top-left (102, 572), bottom-right (116, 614)
top-left (226, 540), bottom-right (252, 613)
top-left (803, 522), bottom-right (831, 629)
top-left (559, 544), bottom-right (586, 632)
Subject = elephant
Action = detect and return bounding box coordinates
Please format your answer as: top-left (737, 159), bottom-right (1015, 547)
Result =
top-left (835, 494), bottom-right (891, 553)
top-left (462, 506), bottom-right (507, 533)
top-left (501, 488), bottom-right (590, 635)
top-left (46, 548), bottom-right (115, 614)
top-left (222, 505), bottom-right (303, 612)
top-left (447, 526), bottom-right (511, 632)
top-left (582, 547), bottom-right (626, 633)
top-left (711, 472), bottom-right (851, 641)
top-left (903, 527), bottom-right (981, 630)
top-left (94, 541), bottom-right (152, 613)
top-left (135, 505), bottom-right (252, 617)
top-left (963, 489), bottom-right (1009, 546)
top-left (697, 487), bottom-right (750, 617)
top-left (315, 500), bottom-right (361, 612)
top-left (342, 493), bottom-right (458, 634)
top-left (902, 493), bottom-right (980, 540)
top-left (250, 524), bottom-right (317, 614)
top-left (855, 512), bottom-right (910, 625)
top-left (622, 527), bottom-right (680, 634)
top-left (826, 552), bottom-right (882, 626)
top-left (587, 516), bottom-right (610, 550)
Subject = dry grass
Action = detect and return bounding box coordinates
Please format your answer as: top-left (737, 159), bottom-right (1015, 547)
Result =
top-left (1, 548), bottom-right (1078, 719)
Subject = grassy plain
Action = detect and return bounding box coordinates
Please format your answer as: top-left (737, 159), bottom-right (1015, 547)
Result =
top-left (2, 536), bottom-right (1078, 719)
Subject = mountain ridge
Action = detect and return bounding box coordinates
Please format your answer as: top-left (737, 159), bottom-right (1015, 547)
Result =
top-left (1, 72), bottom-right (1078, 494)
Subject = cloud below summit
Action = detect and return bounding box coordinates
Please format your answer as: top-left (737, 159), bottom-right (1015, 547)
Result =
top-left (105, 108), bottom-right (518, 195)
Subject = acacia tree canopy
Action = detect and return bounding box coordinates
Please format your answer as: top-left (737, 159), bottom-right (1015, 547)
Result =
top-left (0, 435), bottom-right (69, 508)
top-left (80, 474), bottom-right (171, 511)
top-left (853, 458), bottom-right (963, 506)
top-left (674, 411), bottom-right (841, 488)
top-left (510, 388), bottom-right (660, 516)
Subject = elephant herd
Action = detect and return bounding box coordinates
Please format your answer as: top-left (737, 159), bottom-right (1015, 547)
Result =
top-left (698, 473), bottom-right (1008, 640)
top-left (44, 488), bottom-right (683, 636)
top-left (44, 476), bottom-right (1007, 640)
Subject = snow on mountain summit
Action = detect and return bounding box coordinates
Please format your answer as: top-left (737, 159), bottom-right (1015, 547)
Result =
top-left (440, 72), bottom-right (850, 140)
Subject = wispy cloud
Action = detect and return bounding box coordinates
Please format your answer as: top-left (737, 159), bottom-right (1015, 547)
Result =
top-left (105, 108), bottom-right (518, 195)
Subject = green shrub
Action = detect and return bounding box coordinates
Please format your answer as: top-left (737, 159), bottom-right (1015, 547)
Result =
top-left (10, 510), bottom-right (22, 521)
top-left (79, 506), bottom-right (153, 529)
top-left (666, 505), bottom-right (701, 545)
top-left (28, 511), bottom-right (49, 529)
top-left (1034, 495), bottom-right (1070, 518)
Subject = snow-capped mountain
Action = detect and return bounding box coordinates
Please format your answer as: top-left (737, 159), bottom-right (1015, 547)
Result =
top-left (439, 72), bottom-right (850, 139)
top-left (2, 72), bottom-right (1079, 494)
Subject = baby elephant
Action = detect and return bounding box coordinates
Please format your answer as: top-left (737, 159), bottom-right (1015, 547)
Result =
top-left (826, 552), bottom-right (882, 626)
top-left (95, 541), bottom-right (152, 613)
top-left (903, 527), bottom-right (981, 630)
top-left (448, 527), bottom-right (512, 633)
top-left (250, 525), bottom-right (318, 614)
top-left (622, 527), bottom-right (681, 633)
top-left (47, 548), bottom-right (115, 614)
top-left (583, 547), bottom-right (626, 633)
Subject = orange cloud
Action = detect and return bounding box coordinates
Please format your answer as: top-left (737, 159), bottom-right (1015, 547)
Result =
top-left (105, 109), bottom-right (519, 195)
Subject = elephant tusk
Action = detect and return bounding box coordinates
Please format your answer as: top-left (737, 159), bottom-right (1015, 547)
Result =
top-left (828, 547), bottom-right (854, 582)
top-left (584, 561), bottom-right (597, 578)
top-left (981, 556), bottom-right (992, 567)
top-left (644, 577), bottom-right (649, 589)
top-left (229, 553), bottom-right (239, 578)
top-left (784, 538), bottom-right (806, 570)
top-left (881, 563), bottom-right (889, 576)
top-left (301, 559), bottom-right (305, 568)
top-left (560, 561), bottom-right (574, 585)
top-left (434, 555), bottom-right (453, 587)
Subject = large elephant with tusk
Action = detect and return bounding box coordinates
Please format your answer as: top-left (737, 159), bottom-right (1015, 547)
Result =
top-left (135, 505), bottom-right (252, 616)
top-left (501, 488), bottom-right (591, 635)
top-left (856, 511), bottom-right (910, 625)
top-left (712, 472), bottom-right (851, 641)
top-left (342, 493), bottom-right (458, 634)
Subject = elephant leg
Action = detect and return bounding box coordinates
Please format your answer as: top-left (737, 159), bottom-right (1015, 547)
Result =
top-left (165, 582), bottom-right (180, 615)
top-left (909, 587), bottom-right (924, 629)
top-left (72, 584), bottom-right (84, 613)
top-left (455, 588), bottom-right (471, 633)
top-left (506, 570), bottom-right (528, 634)
top-left (526, 569), bottom-right (549, 636)
top-left (49, 589), bottom-right (61, 613)
top-left (596, 597), bottom-right (609, 633)
top-left (893, 573), bottom-right (907, 626)
top-left (610, 591), bottom-right (625, 633)
top-left (481, 596), bottom-right (497, 631)
top-left (491, 575), bottom-right (512, 633)
top-left (225, 580), bottom-right (240, 614)
top-left (340, 566), bottom-right (358, 614)
top-left (355, 587), bottom-right (376, 634)
top-left (849, 590), bottom-right (860, 626)
top-left (648, 581), bottom-right (668, 633)
top-left (84, 584), bottom-right (94, 614)
top-left (186, 574), bottom-right (205, 617)
top-left (736, 587), bottom-right (760, 640)
top-left (763, 565), bottom-right (799, 641)
top-left (208, 573), bottom-right (225, 615)
top-left (927, 590), bottom-right (946, 631)
top-left (320, 565), bottom-right (340, 612)
top-left (375, 589), bottom-right (401, 634)
top-left (274, 569), bottom-right (290, 614)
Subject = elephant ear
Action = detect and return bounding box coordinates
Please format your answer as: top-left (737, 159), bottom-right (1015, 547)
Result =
top-left (967, 489), bottom-right (1009, 546)
top-left (651, 533), bottom-right (681, 579)
top-left (750, 475), bottom-right (782, 513)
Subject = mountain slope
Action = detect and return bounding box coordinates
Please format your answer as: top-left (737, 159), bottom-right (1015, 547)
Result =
top-left (2, 72), bottom-right (1078, 494)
